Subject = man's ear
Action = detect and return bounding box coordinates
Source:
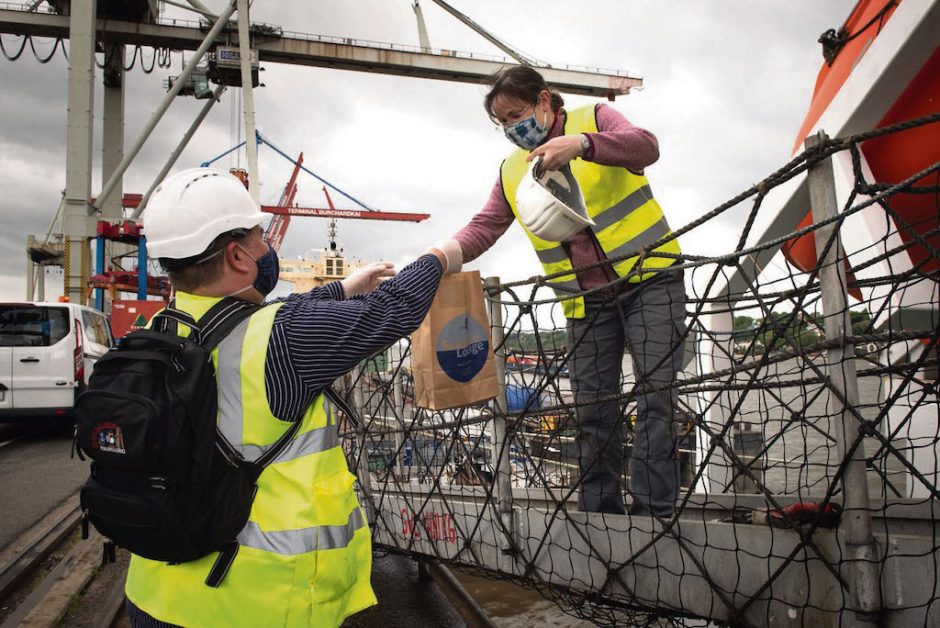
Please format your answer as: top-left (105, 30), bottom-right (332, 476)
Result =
top-left (226, 241), bottom-right (254, 274)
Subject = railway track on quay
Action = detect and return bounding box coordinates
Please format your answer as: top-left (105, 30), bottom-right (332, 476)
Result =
top-left (0, 425), bottom-right (512, 627)
top-left (0, 492), bottom-right (494, 628)
top-left (0, 491), bottom-right (128, 628)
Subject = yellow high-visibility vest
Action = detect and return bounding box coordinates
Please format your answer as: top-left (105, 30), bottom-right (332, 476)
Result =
top-left (500, 105), bottom-right (681, 319)
top-left (125, 292), bottom-right (376, 627)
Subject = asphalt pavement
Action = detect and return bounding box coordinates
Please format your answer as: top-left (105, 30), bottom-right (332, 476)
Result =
top-left (0, 420), bottom-right (88, 550)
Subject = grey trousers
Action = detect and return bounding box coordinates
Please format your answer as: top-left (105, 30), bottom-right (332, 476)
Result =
top-left (567, 271), bottom-right (686, 515)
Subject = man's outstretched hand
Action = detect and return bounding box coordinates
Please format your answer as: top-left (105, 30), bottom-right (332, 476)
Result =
top-left (341, 262), bottom-right (397, 297)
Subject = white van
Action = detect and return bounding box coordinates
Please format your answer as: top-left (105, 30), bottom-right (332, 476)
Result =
top-left (0, 302), bottom-right (113, 421)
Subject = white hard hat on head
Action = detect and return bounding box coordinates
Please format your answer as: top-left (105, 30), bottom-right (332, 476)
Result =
top-left (143, 167), bottom-right (266, 260)
top-left (515, 157), bottom-right (594, 242)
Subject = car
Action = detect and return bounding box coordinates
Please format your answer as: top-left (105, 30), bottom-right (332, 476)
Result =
top-left (0, 301), bottom-right (113, 421)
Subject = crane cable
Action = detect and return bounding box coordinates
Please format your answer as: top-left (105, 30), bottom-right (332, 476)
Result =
top-left (0, 34), bottom-right (66, 63)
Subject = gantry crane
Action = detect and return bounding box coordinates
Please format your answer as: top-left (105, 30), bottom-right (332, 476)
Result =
top-left (261, 151), bottom-right (430, 261)
top-left (263, 153), bottom-right (303, 254)
top-left (84, 144), bottom-right (430, 326)
top-left (3, 1), bottom-right (636, 305)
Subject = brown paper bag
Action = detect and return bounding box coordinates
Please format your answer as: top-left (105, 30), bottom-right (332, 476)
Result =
top-left (411, 270), bottom-right (500, 410)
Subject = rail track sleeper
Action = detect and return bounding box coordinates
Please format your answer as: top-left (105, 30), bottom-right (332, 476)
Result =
top-left (0, 531), bottom-right (102, 628)
top-left (0, 495), bottom-right (81, 601)
top-left (92, 570), bottom-right (129, 628)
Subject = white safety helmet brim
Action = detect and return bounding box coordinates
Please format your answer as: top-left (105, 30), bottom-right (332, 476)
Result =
top-left (143, 167), bottom-right (266, 260)
top-left (515, 158), bottom-right (594, 242)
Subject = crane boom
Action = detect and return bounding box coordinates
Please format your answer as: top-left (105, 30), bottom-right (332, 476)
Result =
top-left (265, 152), bottom-right (303, 252)
top-left (260, 205), bottom-right (430, 222)
top-left (0, 8), bottom-right (641, 98)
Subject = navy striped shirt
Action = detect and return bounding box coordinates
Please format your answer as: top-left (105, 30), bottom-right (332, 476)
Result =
top-left (265, 254), bottom-right (443, 421)
top-left (126, 254), bottom-right (442, 628)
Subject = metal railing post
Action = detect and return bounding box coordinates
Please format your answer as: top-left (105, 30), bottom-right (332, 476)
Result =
top-left (392, 371), bottom-right (407, 482)
top-left (350, 365), bottom-right (376, 525)
top-left (483, 276), bottom-right (514, 554)
top-left (806, 130), bottom-right (882, 622)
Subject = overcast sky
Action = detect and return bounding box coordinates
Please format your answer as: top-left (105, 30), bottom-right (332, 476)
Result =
top-left (0, 0), bottom-right (857, 302)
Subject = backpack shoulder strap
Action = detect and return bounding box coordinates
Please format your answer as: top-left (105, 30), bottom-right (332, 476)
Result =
top-left (151, 299), bottom-right (199, 337)
top-left (198, 298), bottom-right (262, 351)
top-left (324, 385), bottom-right (361, 429)
top-left (254, 385), bottom-right (352, 468)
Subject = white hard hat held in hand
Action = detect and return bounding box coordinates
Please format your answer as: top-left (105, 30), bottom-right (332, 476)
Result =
top-left (515, 156), bottom-right (594, 242)
top-left (143, 167), bottom-right (267, 260)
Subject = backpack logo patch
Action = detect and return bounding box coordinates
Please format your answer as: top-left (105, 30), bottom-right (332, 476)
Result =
top-left (93, 422), bottom-right (126, 454)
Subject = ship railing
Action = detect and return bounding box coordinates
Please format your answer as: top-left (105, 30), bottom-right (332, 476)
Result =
top-left (334, 111), bottom-right (940, 626)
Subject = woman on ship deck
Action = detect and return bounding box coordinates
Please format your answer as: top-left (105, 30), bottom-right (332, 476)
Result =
top-left (449, 66), bottom-right (687, 517)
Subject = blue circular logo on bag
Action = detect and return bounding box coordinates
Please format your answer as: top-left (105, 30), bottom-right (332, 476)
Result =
top-left (435, 315), bottom-right (489, 383)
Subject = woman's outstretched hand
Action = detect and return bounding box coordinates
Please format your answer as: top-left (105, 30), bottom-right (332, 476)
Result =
top-left (527, 134), bottom-right (584, 171)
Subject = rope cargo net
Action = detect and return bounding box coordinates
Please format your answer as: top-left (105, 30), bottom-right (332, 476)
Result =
top-left (335, 112), bottom-right (940, 627)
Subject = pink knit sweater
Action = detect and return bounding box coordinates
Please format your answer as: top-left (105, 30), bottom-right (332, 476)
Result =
top-left (454, 104), bottom-right (660, 290)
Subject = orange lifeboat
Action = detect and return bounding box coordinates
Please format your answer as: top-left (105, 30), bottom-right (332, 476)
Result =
top-left (782, 0), bottom-right (940, 299)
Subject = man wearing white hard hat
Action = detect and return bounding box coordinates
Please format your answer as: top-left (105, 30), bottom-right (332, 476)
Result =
top-left (125, 167), bottom-right (462, 628)
top-left (451, 66), bottom-right (686, 519)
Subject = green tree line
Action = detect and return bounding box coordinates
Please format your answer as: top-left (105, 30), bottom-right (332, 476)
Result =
top-left (505, 330), bottom-right (568, 353)
top-left (733, 309), bottom-right (873, 353)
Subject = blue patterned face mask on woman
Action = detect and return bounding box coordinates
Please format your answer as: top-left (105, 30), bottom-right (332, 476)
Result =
top-left (504, 108), bottom-right (549, 150)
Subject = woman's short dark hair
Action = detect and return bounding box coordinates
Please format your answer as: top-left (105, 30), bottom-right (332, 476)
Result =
top-left (484, 66), bottom-right (564, 124)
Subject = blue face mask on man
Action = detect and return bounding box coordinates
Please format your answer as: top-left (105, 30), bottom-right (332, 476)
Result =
top-left (232, 242), bottom-right (280, 297)
top-left (251, 245), bottom-right (280, 296)
top-left (504, 108), bottom-right (549, 150)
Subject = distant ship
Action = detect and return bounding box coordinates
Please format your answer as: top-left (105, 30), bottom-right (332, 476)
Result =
top-left (279, 243), bottom-right (366, 292)
top-left (277, 212), bottom-right (367, 292)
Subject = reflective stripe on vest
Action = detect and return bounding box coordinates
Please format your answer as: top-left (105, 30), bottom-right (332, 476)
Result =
top-left (125, 294), bottom-right (377, 628)
top-left (500, 105), bottom-right (682, 319)
top-left (217, 317), bottom-right (339, 463)
top-left (238, 507), bottom-right (366, 555)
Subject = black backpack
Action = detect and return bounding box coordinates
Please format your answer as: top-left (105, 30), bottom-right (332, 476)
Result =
top-left (74, 298), bottom-right (301, 586)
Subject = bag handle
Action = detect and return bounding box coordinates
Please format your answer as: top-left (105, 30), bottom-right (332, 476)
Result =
top-left (151, 300), bottom-right (200, 339)
top-left (198, 299), bottom-right (261, 351)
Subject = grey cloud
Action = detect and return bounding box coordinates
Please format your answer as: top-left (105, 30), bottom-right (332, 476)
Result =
top-left (0, 1), bottom-right (863, 300)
